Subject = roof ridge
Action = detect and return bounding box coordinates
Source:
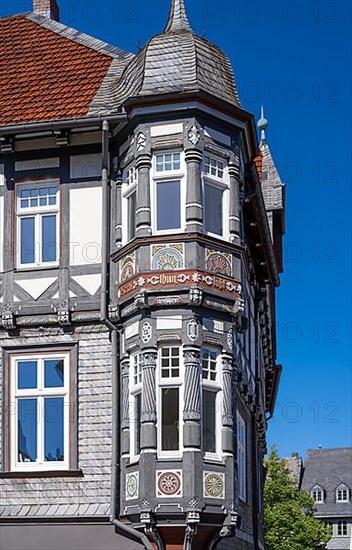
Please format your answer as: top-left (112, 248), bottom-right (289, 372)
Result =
top-left (164, 0), bottom-right (192, 33)
top-left (23, 12), bottom-right (133, 60)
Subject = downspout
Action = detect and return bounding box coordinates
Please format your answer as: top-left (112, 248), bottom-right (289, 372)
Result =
top-left (100, 120), bottom-right (153, 550)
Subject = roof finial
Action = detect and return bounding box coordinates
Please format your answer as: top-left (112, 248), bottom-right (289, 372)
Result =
top-left (258, 105), bottom-right (269, 144)
top-left (164, 0), bottom-right (192, 33)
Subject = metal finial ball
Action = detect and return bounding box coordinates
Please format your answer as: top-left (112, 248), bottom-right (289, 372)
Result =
top-left (258, 117), bottom-right (268, 131)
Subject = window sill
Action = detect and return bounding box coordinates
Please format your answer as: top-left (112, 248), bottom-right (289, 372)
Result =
top-left (0, 469), bottom-right (83, 479)
top-left (15, 265), bottom-right (59, 273)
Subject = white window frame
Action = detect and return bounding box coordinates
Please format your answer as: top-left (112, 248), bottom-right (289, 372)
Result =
top-left (16, 180), bottom-right (60, 269)
top-left (201, 348), bottom-right (222, 460)
top-left (152, 150), bottom-right (186, 235)
top-left (336, 485), bottom-right (350, 502)
top-left (157, 346), bottom-right (183, 459)
top-left (336, 520), bottom-right (348, 537)
top-left (311, 485), bottom-right (324, 503)
top-left (202, 154), bottom-right (229, 240)
top-left (237, 412), bottom-right (247, 501)
top-left (129, 352), bottom-right (142, 462)
top-left (122, 165), bottom-right (138, 245)
top-left (10, 351), bottom-right (70, 472)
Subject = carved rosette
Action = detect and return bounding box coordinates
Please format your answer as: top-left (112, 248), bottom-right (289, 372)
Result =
top-left (121, 356), bottom-right (130, 429)
top-left (221, 354), bottom-right (234, 427)
top-left (141, 349), bottom-right (157, 423)
top-left (183, 347), bottom-right (201, 421)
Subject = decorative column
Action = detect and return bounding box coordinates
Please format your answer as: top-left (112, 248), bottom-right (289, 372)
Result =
top-left (228, 158), bottom-right (241, 245)
top-left (221, 353), bottom-right (234, 454)
top-left (185, 150), bottom-right (203, 232)
top-left (141, 348), bottom-right (157, 450)
top-left (114, 171), bottom-right (123, 247)
top-left (135, 154), bottom-right (152, 237)
top-left (183, 346), bottom-right (201, 448)
top-left (120, 355), bottom-right (130, 456)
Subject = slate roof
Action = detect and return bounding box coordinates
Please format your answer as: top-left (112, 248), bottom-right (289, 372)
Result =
top-left (92, 0), bottom-right (241, 113)
top-left (0, 13), bottom-right (133, 127)
top-left (301, 448), bottom-right (352, 518)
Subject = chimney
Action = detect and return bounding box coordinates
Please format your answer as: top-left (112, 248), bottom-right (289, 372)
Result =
top-left (33, 0), bottom-right (60, 21)
top-left (292, 452), bottom-right (299, 459)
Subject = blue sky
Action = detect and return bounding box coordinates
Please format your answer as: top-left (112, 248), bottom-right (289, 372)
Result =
top-left (3, 0), bottom-right (351, 458)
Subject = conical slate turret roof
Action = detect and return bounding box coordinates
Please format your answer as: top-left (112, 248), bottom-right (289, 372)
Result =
top-left (107, 0), bottom-right (241, 108)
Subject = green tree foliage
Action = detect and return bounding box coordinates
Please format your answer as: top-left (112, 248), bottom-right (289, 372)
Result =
top-left (264, 447), bottom-right (331, 550)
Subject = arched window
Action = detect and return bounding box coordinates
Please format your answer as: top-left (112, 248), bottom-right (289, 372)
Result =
top-left (336, 484), bottom-right (350, 502)
top-left (311, 485), bottom-right (324, 503)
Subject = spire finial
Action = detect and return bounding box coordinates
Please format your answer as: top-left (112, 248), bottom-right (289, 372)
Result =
top-left (258, 105), bottom-right (269, 144)
top-left (164, 0), bottom-right (192, 33)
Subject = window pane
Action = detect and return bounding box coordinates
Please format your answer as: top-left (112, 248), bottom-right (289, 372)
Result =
top-left (44, 359), bottom-right (64, 388)
top-left (127, 192), bottom-right (136, 241)
top-left (133, 393), bottom-right (141, 455)
top-left (203, 390), bottom-right (216, 453)
top-left (204, 184), bottom-right (223, 235)
top-left (157, 181), bottom-right (180, 230)
top-left (42, 215), bottom-right (57, 262)
top-left (44, 397), bottom-right (64, 462)
top-left (18, 399), bottom-right (37, 462)
top-left (20, 217), bottom-right (35, 264)
top-left (161, 388), bottom-right (179, 451)
top-left (18, 361), bottom-right (37, 389)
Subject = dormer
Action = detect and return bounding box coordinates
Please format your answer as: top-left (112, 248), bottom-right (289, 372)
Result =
top-left (311, 484), bottom-right (324, 503)
top-left (336, 483), bottom-right (350, 502)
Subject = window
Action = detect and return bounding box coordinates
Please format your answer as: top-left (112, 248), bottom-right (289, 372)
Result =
top-left (202, 349), bottom-right (221, 457)
top-left (336, 484), bottom-right (350, 502)
top-left (127, 190), bottom-right (136, 241)
top-left (130, 353), bottom-right (142, 459)
top-left (10, 352), bottom-right (70, 471)
top-left (204, 183), bottom-right (223, 236)
top-left (237, 412), bottom-right (247, 501)
top-left (153, 151), bottom-right (184, 234)
top-left (311, 485), bottom-right (324, 503)
top-left (158, 347), bottom-right (182, 456)
top-left (156, 152), bottom-right (180, 172)
top-left (204, 156), bottom-right (224, 180)
top-left (156, 180), bottom-right (181, 231)
top-left (122, 165), bottom-right (138, 243)
top-left (16, 182), bottom-right (59, 267)
top-left (202, 155), bottom-right (228, 238)
top-left (337, 521), bottom-right (347, 536)
top-left (126, 166), bottom-right (138, 186)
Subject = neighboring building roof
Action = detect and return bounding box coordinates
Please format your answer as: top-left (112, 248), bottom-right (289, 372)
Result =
top-left (0, 13), bottom-right (132, 127)
top-left (301, 448), bottom-right (352, 518)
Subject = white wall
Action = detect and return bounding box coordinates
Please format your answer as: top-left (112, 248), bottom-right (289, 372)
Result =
top-left (69, 186), bottom-right (102, 266)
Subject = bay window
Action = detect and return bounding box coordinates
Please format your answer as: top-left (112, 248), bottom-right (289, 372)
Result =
top-left (16, 181), bottom-right (59, 268)
top-left (202, 349), bottom-right (221, 457)
top-left (153, 151), bottom-right (184, 234)
top-left (10, 352), bottom-right (70, 471)
top-left (158, 347), bottom-right (182, 456)
top-left (129, 353), bottom-right (142, 460)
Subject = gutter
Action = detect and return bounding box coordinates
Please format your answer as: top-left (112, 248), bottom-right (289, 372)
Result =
top-left (99, 120), bottom-right (153, 550)
top-left (0, 113), bottom-right (127, 136)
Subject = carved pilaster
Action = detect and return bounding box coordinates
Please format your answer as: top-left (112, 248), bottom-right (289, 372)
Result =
top-left (136, 154), bottom-right (152, 237)
top-left (183, 347), bottom-right (201, 422)
top-left (121, 356), bottom-right (130, 430)
top-left (141, 349), bottom-right (157, 423)
top-left (221, 353), bottom-right (233, 427)
top-left (185, 150), bottom-right (203, 232)
top-left (228, 158), bottom-right (241, 244)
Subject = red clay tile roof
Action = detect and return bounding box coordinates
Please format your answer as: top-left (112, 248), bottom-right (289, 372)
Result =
top-left (0, 15), bottom-right (114, 126)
